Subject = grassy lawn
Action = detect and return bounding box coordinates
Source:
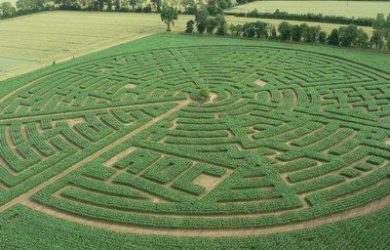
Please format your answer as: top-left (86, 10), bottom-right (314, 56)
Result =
top-left (226, 1), bottom-right (390, 18)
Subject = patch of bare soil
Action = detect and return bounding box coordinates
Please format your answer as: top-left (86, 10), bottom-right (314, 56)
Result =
top-left (254, 79), bottom-right (267, 87)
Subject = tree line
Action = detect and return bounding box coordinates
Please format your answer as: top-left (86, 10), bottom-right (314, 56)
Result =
top-left (184, 8), bottom-right (390, 51)
top-left (228, 9), bottom-right (374, 27)
top-left (0, 0), bottom-right (233, 20)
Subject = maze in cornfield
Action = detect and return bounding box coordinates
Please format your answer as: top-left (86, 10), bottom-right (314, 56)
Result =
top-left (0, 45), bottom-right (389, 236)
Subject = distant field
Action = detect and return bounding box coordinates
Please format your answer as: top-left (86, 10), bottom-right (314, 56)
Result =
top-left (227, 1), bottom-right (390, 18)
top-left (0, 11), bottom-right (362, 80)
top-left (0, 0), bottom-right (17, 5)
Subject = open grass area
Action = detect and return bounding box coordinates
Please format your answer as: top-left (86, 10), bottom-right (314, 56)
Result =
top-left (0, 33), bottom-right (389, 248)
top-left (227, 1), bottom-right (390, 18)
top-left (0, 11), bottom-right (366, 81)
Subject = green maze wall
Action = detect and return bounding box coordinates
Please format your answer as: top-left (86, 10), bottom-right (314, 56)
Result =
top-left (0, 44), bottom-right (389, 235)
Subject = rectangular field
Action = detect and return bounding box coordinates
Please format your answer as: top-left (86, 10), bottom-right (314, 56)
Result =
top-left (226, 1), bottom-right (390, 18)
top-left (0, 11), bottom-right (366, 81)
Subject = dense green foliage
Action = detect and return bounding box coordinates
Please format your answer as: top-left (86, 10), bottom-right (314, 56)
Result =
top-left (160, 5), bottom-right (178, 31)
top-left (187, 11), bottom-right (390, 51)
top-left (1, 204), bottom-right (389, 249)
top-left (0, 33), bottom-right (389, 249)
top-left (227, 8), bottom-right (374, 27)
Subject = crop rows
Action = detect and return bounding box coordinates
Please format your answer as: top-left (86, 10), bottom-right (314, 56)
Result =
top-left (0, 45), bottom-right (389, 232)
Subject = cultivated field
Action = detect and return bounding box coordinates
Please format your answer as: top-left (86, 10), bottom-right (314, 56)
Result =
top-left (227, 1), bottom-right (390, 18)
top-left (0, 0), bottom-right (16, 4)
top-left (0, 11), bottom-right (365, 81)
top-left (0, 33), bottom-right (389, 248)
top-left (0, 11), bottom-right (168, 80)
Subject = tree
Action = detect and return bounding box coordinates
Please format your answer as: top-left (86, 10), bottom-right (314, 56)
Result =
top-left (160, 6), bottom-right (178, 31)
top-left (17, 0), bottom-right (49, 11)
top-left (318, 31), bottom-right (327, 43)
top-left (195, 8), bottom-right (209, 34)
top-left (229, 24), bottom-right (243, 37)
top-left (278, 21), bottom-right (292, 41)
top-left (339, 24), bottom-right (358, 47)
top-left (254, 21), bottom-right (268, 38)
top-left (355, 28), bottom-right (369, 48)
top-left (270, 26), bottom-right (277, 40)
top-left (206, 0), bottom-right (222, 15)
top-left (303, 26), bottom-right (320, 43)
top-left (373, 13), bottom-right (390, 50)
top-left (114, 0), bottom-right (121, 10)
top-left (1, 2), bottom-right (16, 17)
top-left (205, 16), bottom-right (217, 34)
top-left (107, 0), bottom-right (113, 11)
top-left (242, 23), bottom-right (255, 38)
top-left (215, 14), bottom-right (227, 35)
top-left (291, 24), bottom-right (303, 42)
top-left (181, 0), bottom-right (197, 14)
top-left (328, 29), bottom-right (340, 46)
top-left (373, 13), bottom-right (386, 30)
top-left (129, 0), bottom-right (144, 11)
top-left (151, 0), bottom-right (161, 12)
top-left (185, 19), bottom-right (195, 33)
top-left (371, 30), bottom-right (384, 49)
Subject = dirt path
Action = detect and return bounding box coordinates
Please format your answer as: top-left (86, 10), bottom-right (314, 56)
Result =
top-left (0, 99), bottom-right (189, 213)
top-left (0, 98), bottom-right (185, 123)
top-left (21, 195), bottom-right (390, 237)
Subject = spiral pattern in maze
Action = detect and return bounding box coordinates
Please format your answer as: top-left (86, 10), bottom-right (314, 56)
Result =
top-left (0, 46), bottom-right (389, 231)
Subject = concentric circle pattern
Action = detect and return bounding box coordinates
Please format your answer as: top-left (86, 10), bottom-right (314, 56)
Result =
top-left (0, 46), bottom-right (389, 234)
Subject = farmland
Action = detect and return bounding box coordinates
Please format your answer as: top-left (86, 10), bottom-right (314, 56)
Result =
top-left (227, 1), bottom-right (390, 18)
top-left (0, 33), bottom-right (389, 248)
top-left (0, 11), bottom-right (364, 81)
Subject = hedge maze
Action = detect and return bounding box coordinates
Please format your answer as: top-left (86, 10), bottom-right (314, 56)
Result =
top-left (0, 45), bottom-right (389, 235)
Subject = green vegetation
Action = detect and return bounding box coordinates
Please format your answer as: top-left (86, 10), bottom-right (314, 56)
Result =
top-left (160, 5), bottom-right (178, 31)
top-left (0, 11), bottom-right (353, 80)
top-left (227, 8), bottom-right (374, 26)
top-left (227, 1), bottom-right (390, 18)
top-left (187, 8), bottom-right (388, 50)
top-left (1, 204), bottom-right (389, 249)
top-left (0, 33), bottom-right (389, 248)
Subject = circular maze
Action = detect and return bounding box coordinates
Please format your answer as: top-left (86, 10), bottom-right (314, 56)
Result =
top-left (0, 46), bottom-right (389, 236)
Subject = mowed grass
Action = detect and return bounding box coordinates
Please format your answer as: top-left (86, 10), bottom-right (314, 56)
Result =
top-left (0, 11), bottom-right (373, 80)
top-left (227, 1), bottom-right (390, 18)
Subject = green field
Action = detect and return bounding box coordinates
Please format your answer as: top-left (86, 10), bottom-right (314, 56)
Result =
top-left (0, 33), bottom-right (389, 249)
top-left (0, 11), bottom-right (364, 81)
top-left (227, 1), bottom-right (390, 18)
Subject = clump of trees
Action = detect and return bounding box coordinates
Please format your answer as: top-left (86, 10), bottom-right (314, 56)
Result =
top-left (0, 2), bottom-right (16, 18)
top-left (370, 13), bottom-right (390, 50)
top-left (0, 0), bottom-right (51, 20)
top-left (185, 11), bottom-right (390, 51)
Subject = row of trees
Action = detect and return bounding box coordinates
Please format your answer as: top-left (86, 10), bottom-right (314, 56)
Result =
top-left (184, 8), bottom-right (390, 51)
top-left (0, 0), bottom-right (233, 19)
top-left (229, 8), bottom-right (374, 27)
top-left (371, 13), bottom-right (390, 50)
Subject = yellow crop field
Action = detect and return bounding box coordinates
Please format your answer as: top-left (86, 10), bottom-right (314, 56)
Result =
top-left (227, 1), bottom-right (390, 18)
